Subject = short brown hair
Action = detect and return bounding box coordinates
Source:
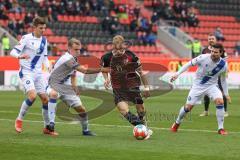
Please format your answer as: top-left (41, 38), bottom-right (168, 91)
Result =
top-left (68, 38), bottom-right (81, 48)
top-left (208, 33), bottom-right (216, 37)
top-left (33, 17), bottom-right (46, 27)
top-left (212, 43), bottom-right (225, 54)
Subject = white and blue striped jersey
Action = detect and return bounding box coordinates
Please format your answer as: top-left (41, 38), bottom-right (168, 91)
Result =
top-left (190, 54), bottom-right (227, 87)
top-left (13, 33), bottom-right (48, 73)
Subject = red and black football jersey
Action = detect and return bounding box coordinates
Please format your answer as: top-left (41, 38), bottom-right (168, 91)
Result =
top-left (101, 50), bottom-right (141, 89)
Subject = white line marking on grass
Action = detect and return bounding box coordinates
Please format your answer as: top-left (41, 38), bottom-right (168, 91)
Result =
top-left (0, 110), bottom-right (42, 116)
top-left (0, 118), bottom-right (240, 134)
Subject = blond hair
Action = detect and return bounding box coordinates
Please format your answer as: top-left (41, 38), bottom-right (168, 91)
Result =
top-left (112, 35), bottom-right (125, 49)
top-left (68, 38), bottom-right (81, 48)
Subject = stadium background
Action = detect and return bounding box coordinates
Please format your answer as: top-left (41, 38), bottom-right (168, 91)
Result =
top-left (0, 1), bottom-right (240, 160)
top-left (0, 0), bottom-right (240, 90)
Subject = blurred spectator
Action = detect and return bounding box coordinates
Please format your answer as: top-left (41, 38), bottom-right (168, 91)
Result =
top-left (139, 17), bottom-right (150, 31)
top-left (10, 1), bottom-right (23, 13)
top-left (151, 12), bottom-right (159, 24)
top-left (24, 13), bottom-right (34, 26)
top-left (16, 20), bottom-right (24, 34)
top-left (130, 17), bottom-right (138, 31)
top-left (0, 5), bottom-right (9, 20)
top-left (0, 33), bottom-right (10, 56)
top-left (134, 4), bottom-right (141, 18)
top-left (51, 43), bottom-right (59, 56)
top-left (101, 16), bottom-right (111, 31)
top-left (146, 32), bottom-right (157, 45)
top-left (235, 41), bottom-right (240, 57)
top-left (109, 17), bottom-right (120, 35)
top-left (80, 44), bottom-right (90, 56)
top-left (187, 10), bottom-right (199, 27)
top-left (192, 39), bottom-right (201, 58)
top-left (214, 27), bottom-right (225, 41)
top-left (185, 39), bottom-right (193, 55)
top-left (138, 31), bottom-right (148, 45)
top-left (8, 20), bottom-right (18, 33)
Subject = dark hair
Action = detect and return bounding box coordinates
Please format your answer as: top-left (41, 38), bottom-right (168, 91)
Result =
top-left (212, 43), bottom-right (225, 57)
top-left (33, 17), bottom-right (46, 27)
top-left (208, 33), bottom-right (216, 37)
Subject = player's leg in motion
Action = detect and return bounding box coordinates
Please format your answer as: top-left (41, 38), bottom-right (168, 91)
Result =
top-left (200, 95), bottom-right (210, 116)
top-left (135, 104), bottom-right (146, 125)
top-left (74, 105), bottom-right (96, 136)
top-left (215, 98), bottom-right (227, 135)
top-left (15, 90), bottom-right (36, 133)
top-left (117, 102), bottom-right (142, 126)
top-left (171, 104), bottom-right (193, 132)
top-left (47, 89), bottom-right (58, 133)
top-left (223, 95), bottom-right (228, 117)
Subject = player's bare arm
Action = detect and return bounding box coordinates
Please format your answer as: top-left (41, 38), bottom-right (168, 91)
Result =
top-left (76, 65), bottom-right (109, 74)
top-left (71, 73), bottom-right (80, 95)
top-left (102, 71), bottom-right (111, 90)
top-left (136, 66), bottom-right (150, 98)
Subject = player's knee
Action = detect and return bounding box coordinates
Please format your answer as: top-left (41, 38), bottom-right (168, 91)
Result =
top-left (185, 104), bottom-right (193, 111)
top-left (215, 98), bottom-right (224, 105)
top-left (74, 105), bottom-right (86, 113)
top-left (49, 90), bottom-right (58, 99)
top-left (27, 91), bottom-right (37, 102)
top-left (40, 95), bottom-right (48, 104)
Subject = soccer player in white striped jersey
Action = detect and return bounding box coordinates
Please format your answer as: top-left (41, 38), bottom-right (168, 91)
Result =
top-left (10, 17), bottom-right (56, 135)
top-left (170, 43), bottom-right (231, 135)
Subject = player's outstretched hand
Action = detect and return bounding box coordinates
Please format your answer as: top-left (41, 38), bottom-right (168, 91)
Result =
top-left (101, 67), bottom-right (110, 73)
top-left (170, 74), bottom-right (178, 82)
top-left (104, 79), bottom-right (111, 90)
top-left (143, 90), bottom-right (150, 98)
top-left (226, 95), bottom-right (231, 104)
top-left (18, 54), bottom-right (30, 59)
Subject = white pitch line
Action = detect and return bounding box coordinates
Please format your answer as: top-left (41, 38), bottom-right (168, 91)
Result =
top-left (0, 118), bottom-right (240, 134)
top-left (0, 110), bottom-right (42, 116)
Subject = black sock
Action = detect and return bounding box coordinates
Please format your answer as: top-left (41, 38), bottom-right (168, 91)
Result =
top-left (223, 96), bottom-right (227, 112)
top-left (124, 111), bottom-right (142, 126)
top-left (137, 111), bottom-right (146, 125)
top-left (204, 95), bottom-right (210, 111)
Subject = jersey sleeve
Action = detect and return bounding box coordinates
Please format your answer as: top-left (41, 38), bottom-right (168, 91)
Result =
top-left (44, 39), bottom-right (48, 56)
top-left (100, 54), bottom-right (110, 67)
top-left (129, 51), bottom-right (141, 68)
top-left (65, 58), bottom-right (80, 69)
top-left (14, 35), bottom-right (28, 53)
top-left (191, 55), bottom-right (205, 66)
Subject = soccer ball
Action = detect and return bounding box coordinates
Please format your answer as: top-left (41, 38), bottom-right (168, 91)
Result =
top-left (133, 124), bottom-right (149, 140)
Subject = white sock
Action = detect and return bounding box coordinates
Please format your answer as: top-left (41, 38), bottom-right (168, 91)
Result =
top-left (216, 105), bottom-right (224, 130)
top-left (42, 105), bottom-right (50, 127)
top-left (17, 99), bottom-right (34, 120)
top-left (79, 113), bottom-right (89, 132)
top-left (48, 99), bottom-right (57, 123)
top-left (176, 106), bottom-right (189, 124)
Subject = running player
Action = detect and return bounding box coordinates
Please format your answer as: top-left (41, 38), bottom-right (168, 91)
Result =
top-left (170, 43), bottom-right (231, 135)
top-left (47, 38), bottom-right (108, 135)
top-left (10, 17), bottom-right (52, 135)
top-left (200, 34), bottom-right (230, 117)
top-left (100, 35), bottom-right (152, 139)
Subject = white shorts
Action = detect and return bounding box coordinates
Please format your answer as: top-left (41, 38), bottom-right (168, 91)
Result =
top-left (186, 85), bottom-right (223, 105)
top-left (19, 69), bottom-right (47, 94)
top-left (46, 86), bottom-right (82, 108)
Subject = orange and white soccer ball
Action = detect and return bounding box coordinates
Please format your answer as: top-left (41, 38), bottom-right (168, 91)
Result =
top-left (133, 124), bottom-right (149, 140)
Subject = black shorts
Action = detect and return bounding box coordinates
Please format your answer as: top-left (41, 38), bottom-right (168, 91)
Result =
top-left (113, 87), bottom-right (143, 105)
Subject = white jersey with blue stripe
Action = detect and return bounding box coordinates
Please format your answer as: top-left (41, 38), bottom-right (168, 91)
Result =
top-left (13, 33), bottom-right (48, 73)
top-left (191, 54), bottom-right (227, 87)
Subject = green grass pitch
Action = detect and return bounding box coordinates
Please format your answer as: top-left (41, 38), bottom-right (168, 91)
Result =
top-left (0, 90), bottom-right (239, 160)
